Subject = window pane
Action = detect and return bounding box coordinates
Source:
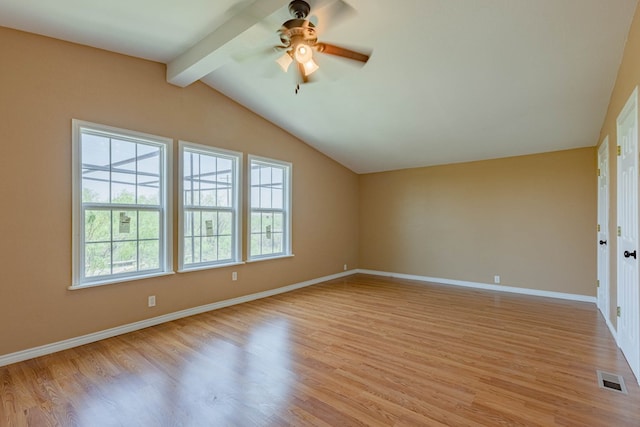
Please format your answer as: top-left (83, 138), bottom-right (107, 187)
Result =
top-left (250, 234), bottom-right (261, 257)
top-left (260, 187), bottom-right (272, 209)
top-left (273, 213), bottom-right (283, 233)
top-left (272, 233), bottom-right (283, 254)
top-left (82, 134), bottom-right (110, 168)
top-left (85, 243), bottom-right (111, 277)
top-left (112, 210), bottom-right (137, 241)
top-left (113, 241), bottom-right (137, 274)
top-left (85, 210), bottom-right (111, 243)
top-left (139, 211), bottom-right (159, 240)
top-left (111, 139), bottom-right (136, 172)
top-left (201, 237), bottom-right (217, 262)
top-left (137, 180), bottom-right (159, 205)
top-left (218, 211), bottom-right (232, 236)
top-left (272, 188), bottom-right (283, 210)
top-left (250, 212), bottom-right (262, 233)
top-left (184, 237), bottom-right (193, 264)
top-left (139, 240), bottom-right (159, 271)
top-left (218, 235), bottom-right (232, 260)
top-left (82, 170), bottom-right (110, 203)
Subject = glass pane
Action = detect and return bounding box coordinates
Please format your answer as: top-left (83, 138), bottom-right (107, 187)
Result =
top-left (272, 233), bottom-right (283, 254)
top-left (184, 237), bottom-right (194, 264)
top-left (82, 133), bottom-right (110, 169)
top-left (201, 211), bottom-right (217, 237)
top-left (113, 241), bottom-right (137, 274)
top-left (184, 211), bottom-right (194, 237)
top-left (85, 242), bottom-right (111, 277)
top-left (251, 164), bottom-right (260, 186)
top-left (250, 212), bottom-right (261, 233)
top-left (193, 237), bottom-right (202, 263)
top-left (261, 213), bottom-right (274, 233)
top-left (139, 211), bottom-right (159, 240)
top-left (85, 210), bottom-right (111, 243)
top-left (139, 240), bottom-right (159, 271)
top-left (137, 145), bottom-right (160, 175)
top-left (273, 213), bottom-right (283, 233)
top-left (272, 167), bottom-right (283, 185)
top-left (137, 180), bottom-right (159, 205)
top-left (272, 188), bottom-right (283, 209)
top-left (111, 139), bottom-right (136, 172)
top-left (250, 234), bottom-right (261, 257)
top-left (218, 236), bottom-right (232, 260)
top-left (261, 232), bottom-right (274, 255)
top-left (112, 182), bottom-right (136, 204)
top-left (82, 170), bottom-right (110, 203)
top-left (251, 187), bottom-right (260, 206)
top-left (218, 212), bottom-right (232, 236)
top-left (201, 236), bottom-right (217, 262)
top-left (260, 188), bottom-right (272, 209)
top-left (259, 165), bottom-right (271, 184)
top-left (112, 210), bottom-right (137, 241)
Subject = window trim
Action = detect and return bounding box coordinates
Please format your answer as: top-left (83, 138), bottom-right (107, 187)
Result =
top-left (178, 140), bottom-right (243, 272)
top-left (71, 119), bottom-right (173, 289)
top-left (247, 155), bottom-right (293, 261)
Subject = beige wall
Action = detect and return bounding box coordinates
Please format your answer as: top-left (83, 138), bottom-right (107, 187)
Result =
top-left (359, 148), bottom-right (596, 296)
top-left (0, 27), bottom-right (359, 356)
top-left (597, 3), bottom-right (640, 328)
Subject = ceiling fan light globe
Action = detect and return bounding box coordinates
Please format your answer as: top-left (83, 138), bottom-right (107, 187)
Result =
top-left (294, 43), bottom-right (313, 64)
top-left (302, 58), bottom-right (319, 76)
top-left (276, 52), bottom-right (293, 72)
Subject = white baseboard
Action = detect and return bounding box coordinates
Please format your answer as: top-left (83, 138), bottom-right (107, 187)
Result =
top-left (0, 270), bottom-right (356, 368)
top-left (357, 269), bottom-right (597, 304)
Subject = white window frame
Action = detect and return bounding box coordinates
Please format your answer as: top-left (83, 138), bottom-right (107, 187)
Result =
top-left (71, 120), bottom-right (173, 289)
top-left (178, 141), bottom-right (243, 272)
top-left (247, 155), bottom-right (293, 261)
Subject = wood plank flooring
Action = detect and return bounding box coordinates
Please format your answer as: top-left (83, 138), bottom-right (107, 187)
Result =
top-left (1, 274), bottom-right (639, 426)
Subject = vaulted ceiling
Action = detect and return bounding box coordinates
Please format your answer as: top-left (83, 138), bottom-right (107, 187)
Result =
top-left (0, 0), bottom-right (637, 173)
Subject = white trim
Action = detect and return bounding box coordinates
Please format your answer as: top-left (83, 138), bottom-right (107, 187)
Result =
top-left (0, 270), bottom-right (356, 367)
top-left (68, 271), bottom-right (175, 290)
top-left (357, 269), bottom-right (597, 303)
top-left (603, 312), bottom-right (618, 345)
top-left (245, 254), bottom-right (295, 263)
top-left (177, 261), bottom-right (246, 273)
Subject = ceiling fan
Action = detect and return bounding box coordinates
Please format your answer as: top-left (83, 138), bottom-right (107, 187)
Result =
top-left (272, 0), bottom-right (371, 92)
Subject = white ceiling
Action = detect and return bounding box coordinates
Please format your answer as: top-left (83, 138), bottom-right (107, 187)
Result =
top-left (0, 0), bottom-right (636, 173)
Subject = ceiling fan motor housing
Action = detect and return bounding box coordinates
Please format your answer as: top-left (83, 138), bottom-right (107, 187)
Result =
top-left (288, 0), bottom-right (311, 19)
top-left (279, 19), bottom-right (317, 47)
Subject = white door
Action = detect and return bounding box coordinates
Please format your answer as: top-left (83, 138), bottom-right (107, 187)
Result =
top-left (617, 87), bottom-right (640, 382)
top-left (597, 138), bottom-right (609, 321)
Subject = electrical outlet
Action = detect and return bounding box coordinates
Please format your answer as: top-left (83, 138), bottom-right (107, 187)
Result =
top-left (148, 295), bottom-right (156, 307)
top-left (344, 264), bottom-right (347, 271)
top-left (494, 275), bottom-right (501, 284)
top-left (232, 271), bottom-right (237, 281)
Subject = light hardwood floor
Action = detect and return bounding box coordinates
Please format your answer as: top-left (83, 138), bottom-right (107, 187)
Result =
top-left (1, 274), bottom-right (639, 426)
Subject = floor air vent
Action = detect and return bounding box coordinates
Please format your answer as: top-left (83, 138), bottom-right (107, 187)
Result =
top-left (597, 370), bottom-right (627, 394)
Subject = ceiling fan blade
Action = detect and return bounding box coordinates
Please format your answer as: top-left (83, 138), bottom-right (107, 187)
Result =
top-left (315, 43), bottom-right (370, 63)
top-left (232, 45), bottom-right (288, 63)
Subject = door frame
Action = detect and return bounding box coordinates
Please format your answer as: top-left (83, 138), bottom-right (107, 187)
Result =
top-left (597, 137), bottom-right (610, 326)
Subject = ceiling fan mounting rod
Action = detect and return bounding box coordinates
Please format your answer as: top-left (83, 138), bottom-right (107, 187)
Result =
top-left (288, 0), bottom-right (311, 19)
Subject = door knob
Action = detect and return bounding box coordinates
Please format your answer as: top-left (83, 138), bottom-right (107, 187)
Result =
top-left (624, 250), bottom-right (637, 259)
top-left (599, 240), bottom-right (607, 245)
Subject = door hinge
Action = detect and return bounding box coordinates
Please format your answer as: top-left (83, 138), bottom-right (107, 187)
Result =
top-left (617, 306), bottom-right (621, 317)
top-left (617, 145), bottom-right (622, 156)
top-left (597, 279), bottom-right (600, 288)
top-left (597, 168), bottom-right (601, 177)
top-left (597, 224), bottom-right (601, 232)
top-left (618, 226), bottom-right (622, 237)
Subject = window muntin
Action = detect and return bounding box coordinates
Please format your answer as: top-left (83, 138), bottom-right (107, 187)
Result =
top-left (248, 156), bottom-right (291, 260)
top-left (72, 120), bottom-right (172, 287)
top-left (179, 142), bottom-right (241, 270)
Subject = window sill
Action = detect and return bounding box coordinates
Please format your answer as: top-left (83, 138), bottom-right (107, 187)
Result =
top-left (177, 261), bottom-right (246, 273)
top-left (69, 271), bottom-right (175, 290)
top-left (245, 254), bottom-right (295, 263)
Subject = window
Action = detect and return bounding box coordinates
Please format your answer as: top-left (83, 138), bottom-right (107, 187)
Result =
top-left (179, 142), bottom-right (242, 271)
top-left (248, 156), bottom-right (292, 260)
top-left (72, 120), bottom-right (172, 288)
